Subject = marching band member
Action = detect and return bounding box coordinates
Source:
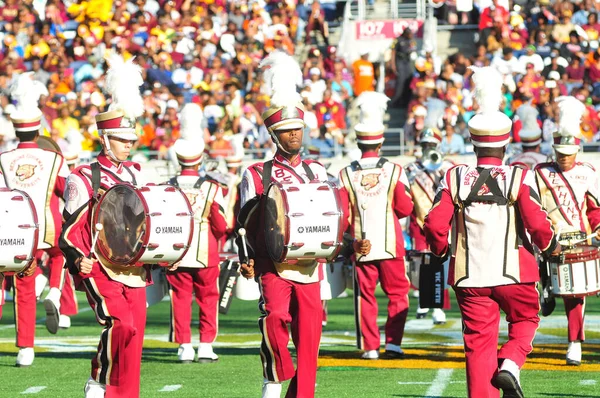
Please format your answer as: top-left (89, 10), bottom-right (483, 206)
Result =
top-left (425, 66), bottom-right (560, 398)
top-left (166, 137), bottom-right (228, 363)
top-left (222, 155), bottom-right (243, 238)
top-left (238, 51), bottom-right (369, 398)
top-left (0, 73), bottom-right (68, 365)
top-left (338, 91), bottom-right (413, 360)
top-left (405, 126), bottom-right (454, 323)
top-left (57, 153), bottom-right (82, 330)
top-left (60, 53), bottom-right (154, 398)
top-left (507, 103), bottom-right (548, 169)
top-left (534, 96), bottom-right (600, 366)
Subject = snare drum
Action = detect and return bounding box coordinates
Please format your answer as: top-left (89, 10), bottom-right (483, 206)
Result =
top-left (146, 267), bottom-right (169, 306)
top-left (549, 245), bottom-right (600, 298)
top-left (0, 188), bottom-right (38, 272)
top-left (93, 184), bottom-right (193, 267)
top-left (264, 182), bottom-right (343, 264)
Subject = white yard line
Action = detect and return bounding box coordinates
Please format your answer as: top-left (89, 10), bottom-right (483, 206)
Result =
top-left (21, 386), bottom-right (47, 394)
top-left (580, 380), bottom-right (597, 386)
top-left (424, 368), bottom-right (453, 398)
top-left (158, 385), bottom-right (182, 392)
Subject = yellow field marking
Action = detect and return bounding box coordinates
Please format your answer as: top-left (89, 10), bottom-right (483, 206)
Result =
top-left (318, 344), bottom-right (600, 372)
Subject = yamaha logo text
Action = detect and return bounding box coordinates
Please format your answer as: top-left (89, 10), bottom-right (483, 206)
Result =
top-left (155, 226), bottom-right (183, 234)
top-left (297, 225), bottom-right (331, 234)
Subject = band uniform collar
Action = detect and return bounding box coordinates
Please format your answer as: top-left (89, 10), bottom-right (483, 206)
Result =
top-left (476, 157), bottom-right (503, 167)
top-left (361, 151), bottom-right (379, 159)
top-left (274, 152), bottom-right (302, 167)
top-left (17, 142), bottom-right (39, 149)
top-left (98, 152), bottom-right (124, 174)
top-left (181, 169), bottom-right (200, 177)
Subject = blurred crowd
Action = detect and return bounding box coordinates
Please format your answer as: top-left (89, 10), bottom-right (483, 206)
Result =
top-left (401, 0), bottom-right (600, 156)
top-left (0, 0), bottom-right (362, 161)
top-left (2, 0), bottom-right (599, 161)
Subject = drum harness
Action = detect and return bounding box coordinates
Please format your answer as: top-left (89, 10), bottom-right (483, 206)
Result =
top-left (90, 162), bottom-right (138, 202)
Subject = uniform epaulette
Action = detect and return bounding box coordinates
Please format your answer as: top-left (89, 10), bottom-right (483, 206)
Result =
top-left (578, 161), bottom-right (596, 171)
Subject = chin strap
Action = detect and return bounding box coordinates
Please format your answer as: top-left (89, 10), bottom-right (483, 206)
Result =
top-left (102, 134), bottom-right (122, 164)
top-left (269, 130), bottom-right (292, 155)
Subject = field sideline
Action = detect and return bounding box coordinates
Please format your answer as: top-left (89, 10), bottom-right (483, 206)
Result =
top-left (1, 288), bottom-right (600, 397)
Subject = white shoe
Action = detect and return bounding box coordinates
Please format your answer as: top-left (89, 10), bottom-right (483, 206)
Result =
top-left (494, 359), bottom-right (523, 397)
top-left (59, 315), bottom-right (71, 329)
top-left (412, 290), bottom-right (420, 298)
top-left (197, 343), bottom-right (219, 363)
top-left (416, 307), bottom-right (429, 319)
top-left (35, 274), bottom-right (48, 301)
top-left (432, 308), bottom-right (447, 325)
top-left (177, 343), bottom-right (195, 363)
top-left (43, 287), bottom-right (61, 334)
top-left (361, 349), bottom-right (379, 360)
top-left (84, 377), bottom-right (106, 398)
top-left (16, 347), bottom-right (34, 367)
top-left (262, 380), bottom-right (282, 398)
top-left (567, 341), bottom-right (582, 366)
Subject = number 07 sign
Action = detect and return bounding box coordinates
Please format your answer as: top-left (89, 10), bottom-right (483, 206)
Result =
top-left (356, 20), bottom-right (424, 40)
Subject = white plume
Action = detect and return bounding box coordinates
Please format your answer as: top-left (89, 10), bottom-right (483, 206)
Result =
top-left (10, 72), bottom-right (43, 113)
top-left (556, 96), bottom-right (585, 137)
top-left (355, 91), bottom-right (389, 125)
top-left (469, 66), bottom-right (504, 114)
top-left (259, 51), bottom-right (302, 109)
top-left (515, 103), bottom-right (540, 134)
top-left (424, 97), bottom-right (446, 129)
top-left (104, 51), bottom-right (145, 120)
top-left (180, 103), bottom-right (204, 140)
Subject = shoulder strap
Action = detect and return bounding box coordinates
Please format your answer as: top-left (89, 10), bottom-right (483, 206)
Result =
top-left (463, 168), bottom-right (508, 207)
top-left (194, 177), bottom-right (204, 189)
top-left (376, 157), bottom-right (388, 168)
top-left (350, 160), bottom-right (362, 171)
top-left (301, 161), bottom-right (315, 181)
top-left (261, 160), bottom-right (274, 190)
top-left (91, 162), bottom-right (101, 200)
top-left (168, 176), bottom-right (179, 187)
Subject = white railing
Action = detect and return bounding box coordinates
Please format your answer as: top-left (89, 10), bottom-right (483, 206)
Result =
top-left (345, 0), bottom-right (426, 21)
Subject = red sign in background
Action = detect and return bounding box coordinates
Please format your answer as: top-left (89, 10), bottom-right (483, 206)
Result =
top-left (356, 20), bottom-right (425, 40)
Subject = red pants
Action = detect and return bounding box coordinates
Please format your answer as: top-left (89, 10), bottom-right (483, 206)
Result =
top-left (258, 272), bottom-right (321, 398)
top-left (354, 258), bottom-right (410, 351)
top-left (167, 267), bottom-right (219, 344)
top-left (60, 273), bottom-right (78, 316)
top-left (454, 283), bottom-right (540, 398)
top-left (82, 271), bottom-right (147, 398)
top-left (564, 297), bottom-right (585, 342)
top-left (36, 247), bottom-right (66, 290)
top-left (2, 268), bottom-right (39, 348)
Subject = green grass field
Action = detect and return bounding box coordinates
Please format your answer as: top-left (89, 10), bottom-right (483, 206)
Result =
top-left (1, 287), bottom-right (600, 397)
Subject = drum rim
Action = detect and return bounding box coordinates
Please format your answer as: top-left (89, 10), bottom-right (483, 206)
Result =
top-left (551, 245), bottom-right (600, 264)
top-left (160, 185), bottom-right (194, 266)
top-left (1, 189), bottom-right (39, 272)
top-left (265, 181), bottom-right (290, 263)
top-left (93, 184), bottom-right (150, 267)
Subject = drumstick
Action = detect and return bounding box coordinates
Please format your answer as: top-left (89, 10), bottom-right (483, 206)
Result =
top-left (238, 228), bottom-right (249, 264)
top-left (360, 203), bottom-right (368, 240)
top-left (89, 223), bottom-right (103, 258)
top-left (558, 233), bottom-right (597, 247)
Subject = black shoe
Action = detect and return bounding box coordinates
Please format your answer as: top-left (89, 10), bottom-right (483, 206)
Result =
top-left (493, 370), bottom-right (524, 398)
top-left (416, 312), bottom-right (427, 319)
top-left (383, 350), bottom-right (405, 359)
top-left (566, 358), bottom-right (581, 366)
top-left (540, 296), bottom-right (555, 317)
top-left (43, 299), bottom-right (60, 335)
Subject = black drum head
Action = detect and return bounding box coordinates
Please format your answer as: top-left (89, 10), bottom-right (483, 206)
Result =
top-left (94, 185), bottom-right (147, 266)
top-left (265, 185), bottom-right (285, 262)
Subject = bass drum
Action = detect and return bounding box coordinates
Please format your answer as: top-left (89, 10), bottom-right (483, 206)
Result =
top-left (264, 181), bottom-right (343, 264)
top-left (320, 258), bottom-right (347, 300)
top-left (0, 188), bottom-right (39, 272)
top-left (93, 184), bottom-right (193, 268)
top-left (549, 245), bottom-right (600, 298)
top-left (146, 267), bottom-right (169, 306)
